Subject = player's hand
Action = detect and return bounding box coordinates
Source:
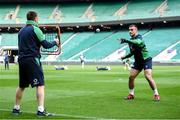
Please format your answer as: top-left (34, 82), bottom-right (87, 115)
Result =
top-left (56, 25), bottom-right (60, 33)
top-left (55, 39), bottom-right (60, 47)
top-left (56, 25), bottom-right (60, 30)
top-left (120, 38), bottom-right (128, 44)
top-left (120, 56), bottom-right (125, 61)
top-left (120, 57), bottom-right (127, 65)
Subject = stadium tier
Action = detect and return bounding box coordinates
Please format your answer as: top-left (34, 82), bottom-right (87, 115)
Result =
top-left (75, 31), bottom-right (127, 61)
top-left (59, 32), bottom-right (96, 60)
top-left (145, 28), bottom-right (180, 58)
top-left (59, 3), bottom-right (90, 23)
top-left (0, 0), bottom-right (180, 24)
top-left (0, 4), bottom-right (16, 24)
top-left (163, 0), bottom-right (180, 17)
top-left (17, 4), bottom-right (56, 24)
top-left (1, 28), bottom-right (179, 62)
top-left (91, 2), bottom-right (124, 21)
top-left (121, 0), bottom-right (162, 20)
top-left (0, 33), bottom-right (18, 46)
top-left (172, 42), bottom-right (180, 60)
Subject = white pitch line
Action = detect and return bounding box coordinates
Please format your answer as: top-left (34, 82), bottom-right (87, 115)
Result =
top-left (0, 108), bottom-right (102, 119)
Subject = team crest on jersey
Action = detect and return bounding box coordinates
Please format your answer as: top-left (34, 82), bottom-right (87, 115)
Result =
top-left (33, 78), bottom-right (39, 85)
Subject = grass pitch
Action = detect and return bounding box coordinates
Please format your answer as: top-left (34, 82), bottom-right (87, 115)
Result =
top-left (0, 64), bottom-right (180, 119)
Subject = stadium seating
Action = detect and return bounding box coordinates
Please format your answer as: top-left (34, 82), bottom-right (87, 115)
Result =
top-left (1, 28), bottom-right (180, 62)
top-left (62, 32), bottom-right (114, 60)
top-left (0, 33), bottom-right (18, 46)
top-left (59, 3), bottom-right (90, 23)
top-left (163, 0), bottom-right (180, 17)
top-left (0, 0), bottom-right (180, 24)
top-left (17, 4), bottom-right (56, 24)
top-left (59, 32), bottom-right (95, 60)
top-left (0, 1), bottom-right (180, 62)
top-left (172, 43), bottom-right (180, 60)
top-left (92, 2), bottom-right (123, 21)
top-left (80, 31), bottom-right (127, 60)
top-left (144, 28), bottom-right (180, 57)
top-left (0, 4), bottom-right (16, 24)
top-left (121, 0), bottom-right (162, 20)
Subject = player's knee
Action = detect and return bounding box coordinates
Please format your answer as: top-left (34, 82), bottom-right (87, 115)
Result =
top-left (18, 87), bottom-right (25, 92)
top-left (144, 74), bottom-right (152, 80)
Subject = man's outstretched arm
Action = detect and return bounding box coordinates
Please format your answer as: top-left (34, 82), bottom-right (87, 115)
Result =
top-left (121, 52), bottom-right (133, 60)
top-left (120, 38), bottom-right (143, 45)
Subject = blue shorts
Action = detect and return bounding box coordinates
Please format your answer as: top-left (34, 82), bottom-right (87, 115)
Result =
top-left (132, 57), bottom-right (152, 71)
top-left (18, 57), bottom-right (44, 88)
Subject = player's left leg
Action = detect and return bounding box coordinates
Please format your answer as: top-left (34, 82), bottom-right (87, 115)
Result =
top-left (12, 87), bottom-right (25, 115)
top-left (82, 61), bottom-right (84, 69)
top-left (144, 69), bottom-right (157, 90)
top-left (81, 60), bottom-right (84, 69)
top-left (144, 58), bottom-right (160, 101)
top-left (144, 69), bottom-right (160, 101)
top-left (7, 62), bottom-right (9, 70)
top-left (5, 61), bottom-right (7, 70)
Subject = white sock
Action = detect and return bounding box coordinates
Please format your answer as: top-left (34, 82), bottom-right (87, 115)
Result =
top-left (154, 89), bottom-right (159, 95)
top-left (14, 105), bottom-right (20, 110)
top-left (38, 106), bottom-right (44, 112)
top-left (129, 89), bottom-right (134, 95)
top-left (82, 63), bottom-right (84, 69)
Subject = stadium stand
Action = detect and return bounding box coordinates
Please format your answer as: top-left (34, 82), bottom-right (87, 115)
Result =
top-left (59, 3), bottom-right (90, 23)
top-left (17, 4), bottom-right (56, 24)
top-left (80, 31), bottom-right (127, 60)
top-left (59, 32), bottom-right (95, 60)
top-left (172, 42), bottom-right (180, 60)
top-left (145, 28), bottom-right (180, 57)
top-left (0, 33), bottom-right (18, 46)
top-left (0, 4), bottom-right (16, 24)
top-left (0, 0), bottom-right (180, 62)
top-left (0, 1), bottom-right (180, 24)
top-left (91, 2), bottom-right (123, 21)
top-left (121, 0), bottom-right (162, 20)
top-left (0, 28), bottom-right (180, 62)
top-left (67, 32), bottom-right (115, 60)
top-left (163, 0), bottom-right (180, 17)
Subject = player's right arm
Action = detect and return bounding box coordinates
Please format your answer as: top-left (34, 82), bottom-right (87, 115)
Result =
top-left (121, 52), bottom-right (133, 60)
top-left (33, 26), bottom-right (59, 49)
top-left (121, 38), bottom-right (144, 45)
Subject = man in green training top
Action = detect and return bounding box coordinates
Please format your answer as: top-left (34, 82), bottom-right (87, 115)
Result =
top-left (120, 24), bottom-right (160, 101)
top-left (12, 11), bottom-right (60, 116)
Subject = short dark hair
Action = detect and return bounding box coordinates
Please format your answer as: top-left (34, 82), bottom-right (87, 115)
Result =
top-left (26, 11), bottom-right (37, 21)
top-left (129, 24), bottom-right (138, 28)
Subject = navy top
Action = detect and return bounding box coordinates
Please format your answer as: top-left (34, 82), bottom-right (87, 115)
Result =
top-left (18, 20), bottom-right (56, 61)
